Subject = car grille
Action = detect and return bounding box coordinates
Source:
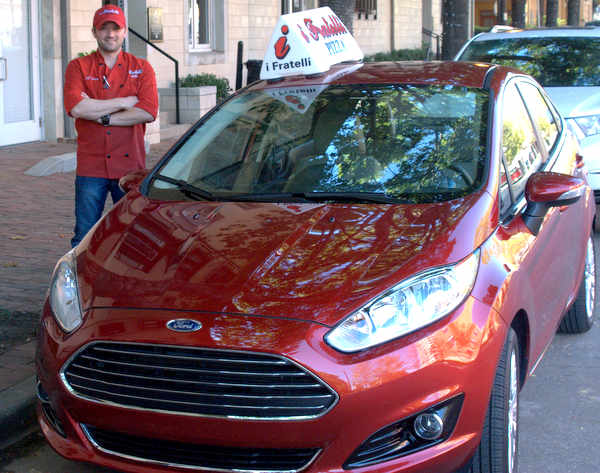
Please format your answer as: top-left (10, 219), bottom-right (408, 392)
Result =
top-left (61, 342), bottom-right (337, 420)
top-left (82, 424), bottom-right (320, 472)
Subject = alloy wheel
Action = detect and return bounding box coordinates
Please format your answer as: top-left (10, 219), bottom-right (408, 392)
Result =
top-left (585, 237), bottom-right (596, 322)
top-left (507, 348), bottom-right (518, 473)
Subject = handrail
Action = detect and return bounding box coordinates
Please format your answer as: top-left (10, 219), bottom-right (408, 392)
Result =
top-left (422, 27), bottom-right (442, 39)
top-left (128, 27), bottom-right (180, 124)
top-left (422, 27), bottom-right (442, 60)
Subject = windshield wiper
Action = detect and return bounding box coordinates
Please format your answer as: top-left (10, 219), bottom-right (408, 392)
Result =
top-left (226, 191), bottom-right (412, 204)
top-left (300, 192), bottom-right (413, 204)
top-left (153, 174), bottom-right (216, 201)
top-left (477, 54), bottom-right (536, 62)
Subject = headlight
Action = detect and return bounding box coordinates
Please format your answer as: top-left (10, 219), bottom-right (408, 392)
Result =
top-left (573, 115), bottom-right (600, 138)
top-left (49, 249), bottom-right (83, 333)
top-left (325, 250), bottom-right (480, 353)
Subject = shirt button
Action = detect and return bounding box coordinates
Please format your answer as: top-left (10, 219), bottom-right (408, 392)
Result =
top-left (107, 131), bottom-right (111, 135)
top-left (125, 153), bottom-right (129, 157)
top-left (107, 154), bottom-right (111, 159)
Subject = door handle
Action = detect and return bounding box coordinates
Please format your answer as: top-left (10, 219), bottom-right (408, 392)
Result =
top-left (0, 58), bottom-right (6, 81)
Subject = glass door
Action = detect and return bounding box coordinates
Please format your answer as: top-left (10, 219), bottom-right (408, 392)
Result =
top-left (0, 0), bottom-right (41, 146)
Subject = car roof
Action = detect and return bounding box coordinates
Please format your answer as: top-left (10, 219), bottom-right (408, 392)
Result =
top-left (472, 26), bottom-right (600, 40)
top-left (249, 61), bottom-right (508, 90)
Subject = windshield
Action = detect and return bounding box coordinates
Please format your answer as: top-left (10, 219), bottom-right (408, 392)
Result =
top-left (460, 37), bottom-right (600, 87)
top-left (148, 84), bottom-right (489, 204)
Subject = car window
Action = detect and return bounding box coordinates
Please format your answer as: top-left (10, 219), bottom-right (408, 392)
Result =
top-left (502, 81), bottom-right (543, 198)
top-left (149, 84), bottom-right (489, 203)
top-left (517, 81), bottom-right (559, 158)
top-left (459, 37), bottom-right (600, 87)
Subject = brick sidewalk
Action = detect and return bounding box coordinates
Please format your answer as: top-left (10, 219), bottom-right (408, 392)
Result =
top-left (0, 137), bottom-right (181, 394)
top-left (0, 137), bottom-right (179, 315)
top-left (0, 134), bottom-right (187, 451)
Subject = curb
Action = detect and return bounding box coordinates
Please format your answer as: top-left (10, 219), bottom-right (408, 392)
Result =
top-left (0, 375), bottom-right (38, 450)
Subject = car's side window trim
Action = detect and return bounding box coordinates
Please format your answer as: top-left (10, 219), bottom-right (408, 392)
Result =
top-left (516, 78), bottom-right (565, 164)
top-left (499, 77), bottom-right (554, 222)
top-left (499, 156), bottom-right (514, 221)
top-left (514, 80), bottom-right (551, 163)
top-left (496, 79), bottom-right (516, 222)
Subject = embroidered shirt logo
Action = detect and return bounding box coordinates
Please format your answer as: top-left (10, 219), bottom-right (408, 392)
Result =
top-left (85, 76), bottom-right (99, 81)
top-left (99, 8), bottom-right (120, 16)
top-left (129, 69), bottom-right (143, 78)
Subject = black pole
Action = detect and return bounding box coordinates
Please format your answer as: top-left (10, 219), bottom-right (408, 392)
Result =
top-left (175, 62), bottom-right (180, 124)
top-left (128, 27), bottom-right (180, 124)
top-left (236, 41), bottom-right (244, 90)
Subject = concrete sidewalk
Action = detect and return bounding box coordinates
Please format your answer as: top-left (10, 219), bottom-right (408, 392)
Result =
top-left (0, 134), bottom-right (184, 450)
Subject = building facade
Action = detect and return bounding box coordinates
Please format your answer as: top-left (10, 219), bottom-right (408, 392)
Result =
top-left (1, 0), bottom-right (444, 147)
top-left (475, 0), bottom-right (593, 28)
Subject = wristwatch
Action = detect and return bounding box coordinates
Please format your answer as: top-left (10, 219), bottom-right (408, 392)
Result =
top-left (100, 114), bottom-right (111, 126)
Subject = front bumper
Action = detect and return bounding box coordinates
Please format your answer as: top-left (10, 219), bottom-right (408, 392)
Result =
top-left (37, 298), bottom-right (507, 473)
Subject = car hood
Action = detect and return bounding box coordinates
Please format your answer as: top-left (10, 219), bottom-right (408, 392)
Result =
top-left (76, 190), bottom-right (495, 327)
top-left (545, 87), bottom-right (600, 118)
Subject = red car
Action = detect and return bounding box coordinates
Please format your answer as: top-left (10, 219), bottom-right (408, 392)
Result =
top-left (37, 58), bottom-right (595, 473)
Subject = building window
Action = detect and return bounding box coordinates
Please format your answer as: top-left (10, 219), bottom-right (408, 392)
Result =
top-left (356, 0), bottom-right (377, 19)
top-left (188, 0), bottom-right (211, 51)
top-left (281, 0), bottom-right (317, 14)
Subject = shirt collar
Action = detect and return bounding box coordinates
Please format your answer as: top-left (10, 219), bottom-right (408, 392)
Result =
top-left (94, 49), bottom-right (125, 68)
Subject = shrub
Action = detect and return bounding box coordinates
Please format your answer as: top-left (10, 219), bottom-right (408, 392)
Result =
top-left (364, 47), bottom-right (429, 62)
top-left (179, 73), bottom-right (232, 101)
top-left (474, 25), bottom-right (490, 35)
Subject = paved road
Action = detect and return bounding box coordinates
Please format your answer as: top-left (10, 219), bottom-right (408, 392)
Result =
top-left (2, 245), bottom-right (599, 473)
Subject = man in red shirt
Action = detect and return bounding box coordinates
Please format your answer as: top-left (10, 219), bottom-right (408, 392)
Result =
top-left (63, 5), bottom-right (158, 247)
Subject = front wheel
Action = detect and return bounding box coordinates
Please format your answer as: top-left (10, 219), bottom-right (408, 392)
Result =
top-left (468, 328), bottom-right (520, 473)
top-left (558, 235), bottom-right (596, 334)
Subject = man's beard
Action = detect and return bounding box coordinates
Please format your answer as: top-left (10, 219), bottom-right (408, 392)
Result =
top-left (97, 38), bottom-right (123, 53)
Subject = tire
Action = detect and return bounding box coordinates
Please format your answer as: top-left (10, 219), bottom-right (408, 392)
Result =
top-left (558, 235), bottom-right (596, 334)
top-left (468, 328), bottom-right (520, 473)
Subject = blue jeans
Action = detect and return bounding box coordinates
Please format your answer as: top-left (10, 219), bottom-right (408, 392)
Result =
top-left (72, 176), bottom-right (125, 248)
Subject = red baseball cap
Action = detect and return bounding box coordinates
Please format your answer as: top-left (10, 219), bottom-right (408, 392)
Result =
top-left (93, 5), bottom-right (126, 30)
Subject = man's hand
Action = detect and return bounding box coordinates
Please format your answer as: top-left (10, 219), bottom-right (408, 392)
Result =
top-left (106, 107), bottom-right (154, 126)
top-left (119, 96), bottom-right (139, 109)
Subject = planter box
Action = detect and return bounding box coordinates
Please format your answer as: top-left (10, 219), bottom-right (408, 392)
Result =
top-left (158, 86), bottom-right (217, 125)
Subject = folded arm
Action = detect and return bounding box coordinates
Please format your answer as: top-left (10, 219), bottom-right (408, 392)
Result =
top-left (70, 93), bottom-right (139, 120)
top-left (98, 106), bottom-right (155, 126)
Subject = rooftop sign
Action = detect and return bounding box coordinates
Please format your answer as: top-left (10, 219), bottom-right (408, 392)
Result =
top-left (260, 7), bottom-right (364, 81)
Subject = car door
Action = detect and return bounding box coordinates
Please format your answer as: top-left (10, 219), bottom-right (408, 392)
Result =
top-left (498, 77), bottom-right (580, 365)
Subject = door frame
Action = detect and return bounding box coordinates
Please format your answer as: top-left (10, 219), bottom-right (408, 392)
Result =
top-left (0, 0), bottom-right (42, 146)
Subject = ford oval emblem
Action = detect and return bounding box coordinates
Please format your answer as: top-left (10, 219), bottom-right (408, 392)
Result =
top-left (166, 319), bottom-right (203, 332)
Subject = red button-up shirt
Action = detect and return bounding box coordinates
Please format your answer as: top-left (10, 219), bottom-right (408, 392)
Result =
top-left (64, 50), bottom-right (158, 179)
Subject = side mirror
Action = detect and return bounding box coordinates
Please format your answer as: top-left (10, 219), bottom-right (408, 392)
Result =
top-left (118, 169), bottom-right (150, 193)
top-left (523, 172), bottom-right (586, 235)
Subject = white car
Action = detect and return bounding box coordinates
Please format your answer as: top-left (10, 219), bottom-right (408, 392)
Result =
top-left (456, 27), bottom-right (600, 228)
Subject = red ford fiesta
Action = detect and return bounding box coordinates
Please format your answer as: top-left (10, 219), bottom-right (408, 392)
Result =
top-left (36, 8), bottom-right (595, 473)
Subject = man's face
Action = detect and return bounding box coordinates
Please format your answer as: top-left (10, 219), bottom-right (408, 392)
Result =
top-left (93, 22), bottom-right (126, 53)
